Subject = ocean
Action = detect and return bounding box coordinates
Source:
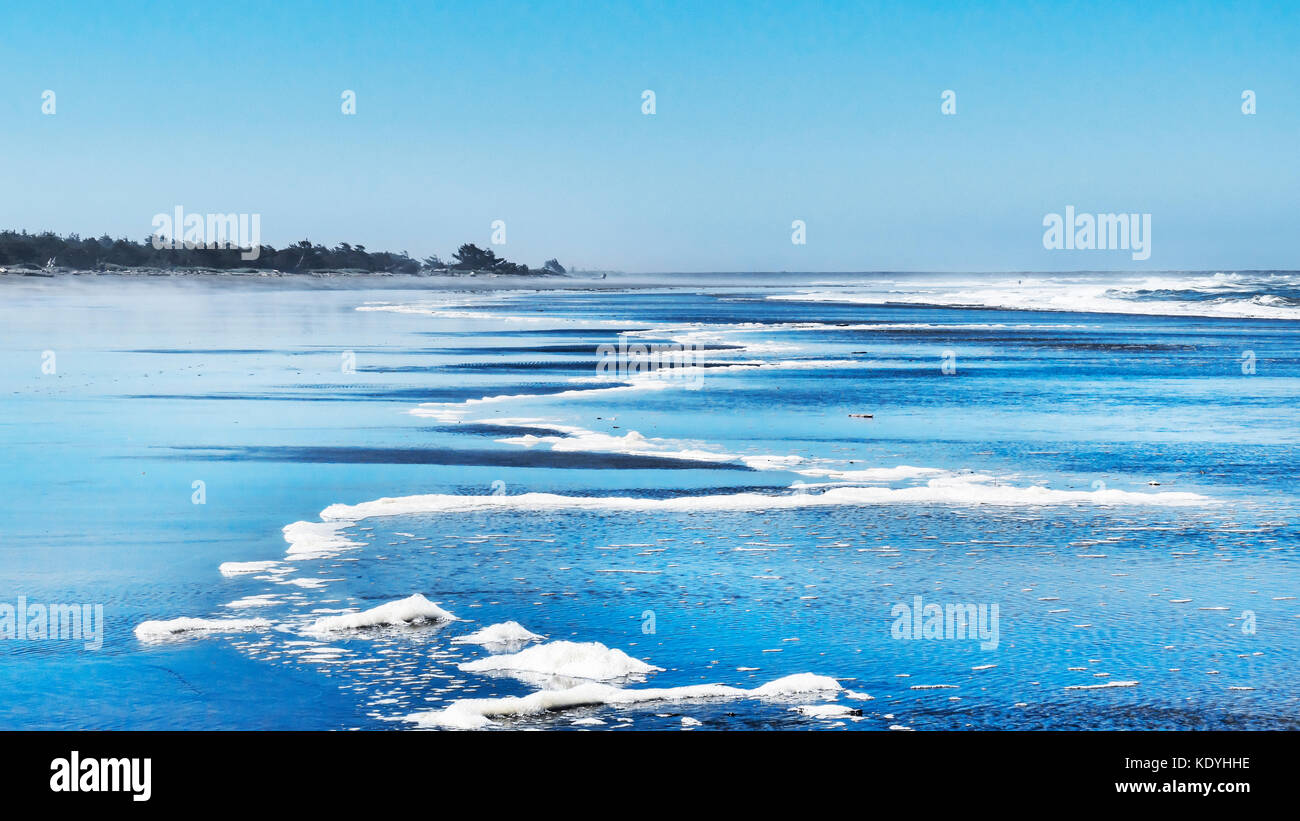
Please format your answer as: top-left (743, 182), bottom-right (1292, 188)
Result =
top-left (1, 270), bottom-right (1296, 730)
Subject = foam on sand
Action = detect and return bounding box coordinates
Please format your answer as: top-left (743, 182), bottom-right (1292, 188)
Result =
top-left (405, 671), bottom-right (843, 729)
top-left (134, 617), bottom-right (272, 642)
top-left (406, 682), bottom-right (729, 729)
top-left (451, 621), bottom-right (545, 647)
top-left (319, 479), bottom-right (1212, 523)
top-left (409, 381), bottom-right (673, 422)
top-left (791, 704), bottom-right (860, 718)
top-left (458, 640), bottom-right (663, 681)
top-left (491, 418), bottom-right (808, 472)
top-left (223, 594), bottom-right (280, 609)
top-left (485, 419), bottom-right (960, 484)
top-left (309, 594), bottom-right (457, 632)
top-left (218, 560), bottom-right (283, 576)
top-left (282, 521), bottom-right (362, 558)
top-left (499, 426), bottom-right (741, 465)
top-left (408, 352), bottom-right (876, 424)
top-left (749, 672), bottom-right (843, 696)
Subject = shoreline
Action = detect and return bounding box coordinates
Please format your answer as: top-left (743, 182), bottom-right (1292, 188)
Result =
top-left (0, 267), bottom-right (631, 292)
top-left (5, 270), bottom-right (1300, 315)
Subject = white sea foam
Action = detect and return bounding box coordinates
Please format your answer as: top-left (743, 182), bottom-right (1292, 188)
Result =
top-left (412, 353), bottom-right (877, 423)
top-left (451, 621), bottom-right (545, 647)
top-left (218, 560), bottom-right (283, 576)
top-left (232, 289), bottom-right (1239, 732)
top-left (791, 703), bottom-right (859, 718)
top-left (458, 640), bottom-right (663, 681)
top-left (1065, 680), bottom-right (1140, 690)
top-left (405, 682), bottom-right (728, 729)
top-left (319, 479), bottom-right (1211, 523)
top-left (282, 521), bottom-right (362, 558)
top-left (308, 594), bottom-right (457, 632)
top-left (486, 419), bottom-right (964, 485)
top-left (281, 577), bottom-right (330, 589)
top-left (493, 419), bottom-right (805, 472)
top-left (357, 299), bottom-right (634, 327)
top-left (768, 273), bottom-right (1300, 321)
top-left (134, 617), bottom-right (271, 642)
top-left (410, 381), bottom-right (673, 422)
top-left (499, 427), bottom-right (739, 464)
top-left (404, 671), bottom-right (842, 729)
top-left (639, 319), bottom-right (1094, 336)
top-left (223, 595), bottom-right (280, 609)
top-left (749, 672), bottom-right (843, 696)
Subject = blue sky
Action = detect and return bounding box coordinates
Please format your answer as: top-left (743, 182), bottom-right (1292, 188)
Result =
top-left (2, 0), bottom-right (1297, 272)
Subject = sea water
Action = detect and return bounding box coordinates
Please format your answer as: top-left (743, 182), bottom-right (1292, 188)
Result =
top-left (0, 271), bottom-right (1296, 729)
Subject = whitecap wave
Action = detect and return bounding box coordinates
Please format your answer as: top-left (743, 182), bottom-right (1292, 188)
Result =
top-left (768, 273), bottom-right (1300, 321)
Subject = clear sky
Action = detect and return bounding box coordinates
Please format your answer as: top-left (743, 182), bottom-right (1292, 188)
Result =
top-left (2, 0), bottom-right (1297, 272)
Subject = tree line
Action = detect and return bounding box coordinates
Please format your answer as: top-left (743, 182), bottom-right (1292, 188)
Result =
top-left (0, 230), bottom-right (567, 276)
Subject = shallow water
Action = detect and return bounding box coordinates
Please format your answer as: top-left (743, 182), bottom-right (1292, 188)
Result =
top-left (0, 272), bottom-right (1296, 730)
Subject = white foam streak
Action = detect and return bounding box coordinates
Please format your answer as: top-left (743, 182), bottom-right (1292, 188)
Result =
top-left (458, 640), bottom-right (662, 681)
top-left (769, 275), bottom-right (1300, 321)
top-left (320, 480), bottom-right (1211, 523)
top-left (308, 594), bottom-right (457, 632)
top-left (282, 521), bottom-right (362, 558)
top-left (410, 382), bottom-right (672, 422)
top-left (451, 621), bottom-right (545, 647)
top-left (218, 560), bottom-right (284, 575)
top-left (134, 617), bottom-right (271, 642)
top-left (405, 672), bottom-right (842, 729)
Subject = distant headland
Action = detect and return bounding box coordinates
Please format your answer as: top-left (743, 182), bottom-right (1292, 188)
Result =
top-left (0, 230), bottom-right (573, 278)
